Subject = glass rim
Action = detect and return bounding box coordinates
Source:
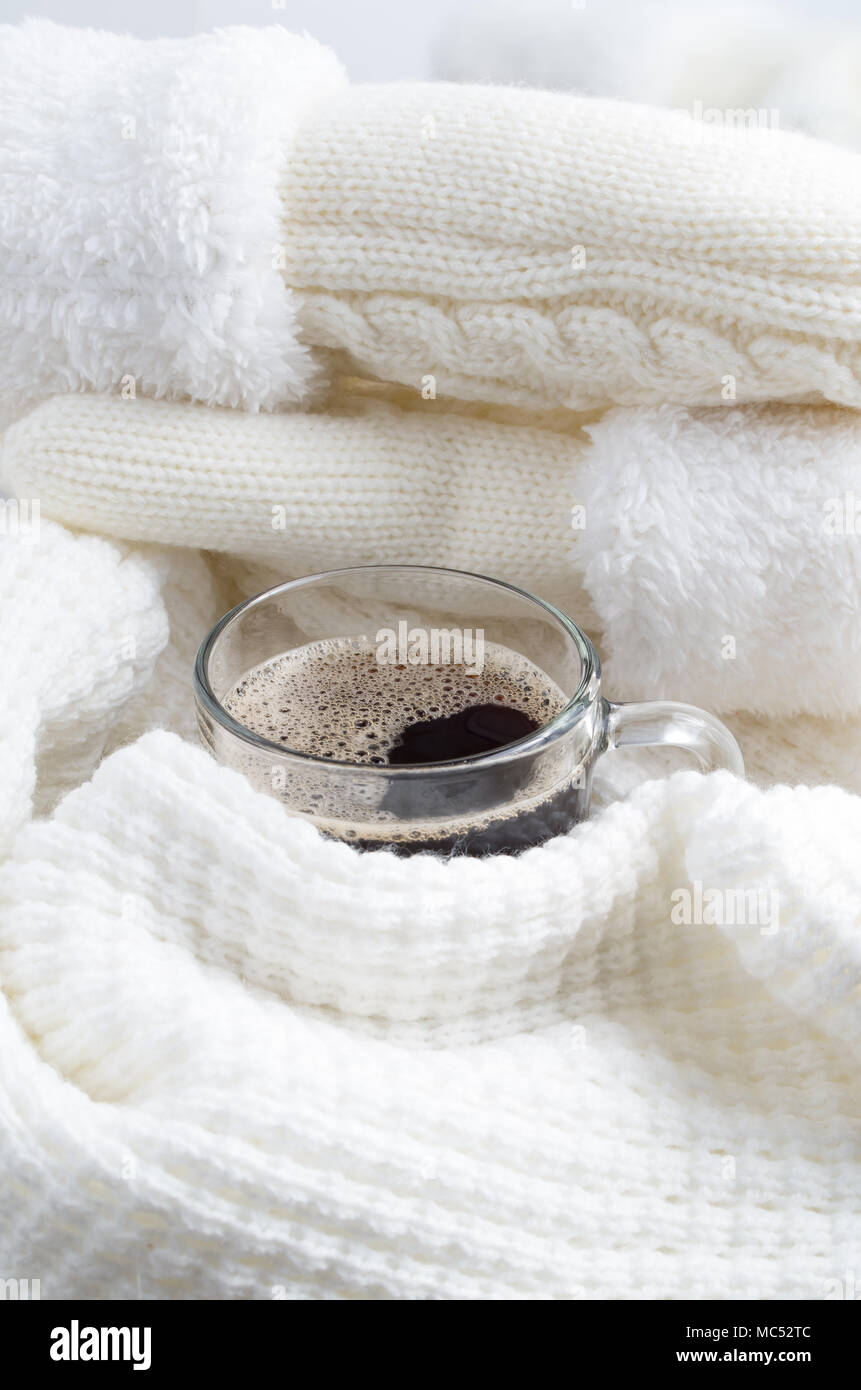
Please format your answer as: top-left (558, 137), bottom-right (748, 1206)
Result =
top-left (193, 564), bottom-right (600, 776)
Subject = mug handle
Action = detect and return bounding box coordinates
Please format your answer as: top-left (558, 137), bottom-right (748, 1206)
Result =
top-left (603, 700), bottom-right (744, 777)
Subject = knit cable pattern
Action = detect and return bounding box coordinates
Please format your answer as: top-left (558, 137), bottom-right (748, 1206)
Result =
top-left (283, 83), bottom-right (861, 410)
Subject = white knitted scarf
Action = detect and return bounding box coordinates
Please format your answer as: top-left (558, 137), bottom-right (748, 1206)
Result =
top-left (0, 21), bottom-right (859, 1301)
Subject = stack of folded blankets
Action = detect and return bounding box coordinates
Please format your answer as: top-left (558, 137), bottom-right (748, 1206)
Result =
top-left (0, 20), bottom-right (858, 1300)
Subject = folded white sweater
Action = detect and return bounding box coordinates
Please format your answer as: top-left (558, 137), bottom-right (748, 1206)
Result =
top-left (5, 392), bottom-right (860, 718)
top-left (3, 20), bottom-right (861, 423)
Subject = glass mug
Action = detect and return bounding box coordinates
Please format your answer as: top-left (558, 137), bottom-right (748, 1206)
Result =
top-left (194, 565), bottom-right (744, 857)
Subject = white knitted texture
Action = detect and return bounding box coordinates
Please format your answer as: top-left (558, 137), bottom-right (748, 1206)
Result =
top-left (724, 710), bottom-right (861, 799)
top-left (3, 21), bottom-right (861, 419)
top-left (0, 729), bottom-right (858, 1299)
top-left (0, 392), bottom-right (596, 622)
top-left (0, 498), bottom-right (858, 1297)
top-left (5, 393), bottom-right (861, 719)
top-left (283, 82), bottom-right (861, 411)
top-left (0, 520), bottom-right (171, 847)
top-left (0, 18), bottom-right (859, 1302)
top-left (103, 546), bottom-right (224, 753)
top-left (0, 21), bottom-right (346, 424)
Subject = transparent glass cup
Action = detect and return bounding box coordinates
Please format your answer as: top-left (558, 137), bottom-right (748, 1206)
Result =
top-left (194, 565), bottom-right (744, 857)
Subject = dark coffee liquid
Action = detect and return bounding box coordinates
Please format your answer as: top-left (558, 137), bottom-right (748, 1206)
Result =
top-left (367, 773), bottom-right (592, 857)
top-left (225, 639), bottom-right (587, 857)
top-left (388, 703), bottom-right (540, 764)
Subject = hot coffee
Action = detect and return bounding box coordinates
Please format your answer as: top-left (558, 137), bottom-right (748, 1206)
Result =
top-left (224, 637), bottom-right (589, 855)
top-left (198, 567), bottom-right (744, 859)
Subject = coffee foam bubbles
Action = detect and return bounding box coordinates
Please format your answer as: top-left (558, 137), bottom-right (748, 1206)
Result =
top-left (224, 636), bottom-right (567, 764)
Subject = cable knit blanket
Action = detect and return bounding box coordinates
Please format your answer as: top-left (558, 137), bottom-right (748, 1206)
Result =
top-left (3, 20), bottom-right (861, 423)
top-left (0, 21), bottom-right (859, 1301)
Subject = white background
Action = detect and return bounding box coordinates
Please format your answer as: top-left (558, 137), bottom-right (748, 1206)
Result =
top-left (0, 0), bottom-right (858, 81)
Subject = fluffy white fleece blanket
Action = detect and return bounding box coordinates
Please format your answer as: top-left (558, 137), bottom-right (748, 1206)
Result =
top-left (3, 19), bottom-right (861, 422)
top-left (0, 21), bottom-right (859, 1302)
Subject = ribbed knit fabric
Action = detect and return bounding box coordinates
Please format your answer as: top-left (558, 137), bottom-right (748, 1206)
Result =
top-left (5, 392), bottom-right (861, 719)
top-left (1, 724), bottom-right (858, 1299)
top-left (0, 520), bottom-right (172, 849)
top-left (3, 21), bottom-right (861, 423)
top-left (283, 82), bottom-right (861, 411)
top-left (0, 499), bottom-right (858, 1299)
top-left (0, 391), bottom-right (594, 622)
top-left (724, 710), bottom-right (861, 800)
